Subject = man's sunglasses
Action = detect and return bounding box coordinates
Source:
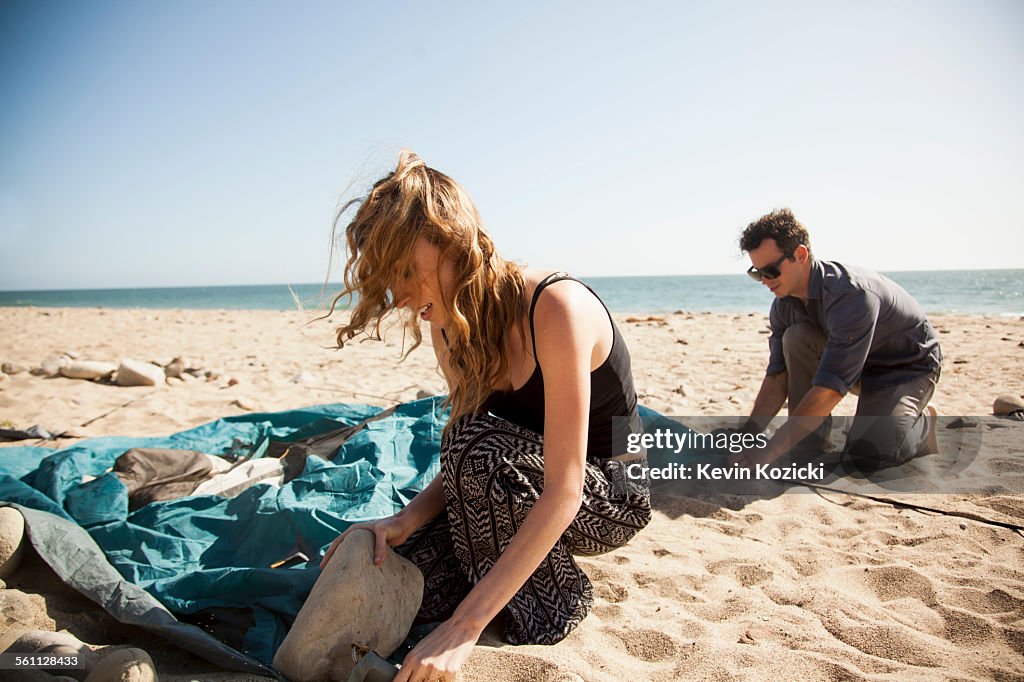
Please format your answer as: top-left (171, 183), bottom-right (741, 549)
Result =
top-left (747, 249), bottom-right (795, 281)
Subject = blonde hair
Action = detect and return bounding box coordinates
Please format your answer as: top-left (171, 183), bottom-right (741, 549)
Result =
top-left (327, 151), bottom-right (526, 424)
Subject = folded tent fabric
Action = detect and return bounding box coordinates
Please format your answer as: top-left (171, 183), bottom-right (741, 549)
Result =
top-left (0, 398), bottom-right (697, 673)
top-left (0, 398), bottom-right (447, 671)
top-left (113, 448), bottom-right (215, 510)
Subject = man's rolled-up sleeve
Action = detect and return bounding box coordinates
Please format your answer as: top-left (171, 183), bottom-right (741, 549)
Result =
top-left (813, 290), bottom-right (879, 395)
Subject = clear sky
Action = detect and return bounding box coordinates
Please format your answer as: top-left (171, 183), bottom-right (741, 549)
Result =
top-left (1, 0), bottom-right (1022, 290)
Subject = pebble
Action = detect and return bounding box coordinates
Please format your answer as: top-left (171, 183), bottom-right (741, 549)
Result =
top-left (163, 356), bottom-right (187, 379)
top-left (1, 362), bottom-right (28, 375)
top-left (232, 398), bottom-right (255, 411)
top-left (291, 371), bottom-right (318, 385)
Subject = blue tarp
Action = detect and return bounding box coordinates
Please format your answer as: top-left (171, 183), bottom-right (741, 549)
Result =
top-left (0, 398), bottom-right (687, 676)
top-left (0, 398), bottom-right (447, 675)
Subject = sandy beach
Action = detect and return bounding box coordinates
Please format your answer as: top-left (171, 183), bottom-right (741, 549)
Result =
top-left (2, 306), bottom-right (1023, 680)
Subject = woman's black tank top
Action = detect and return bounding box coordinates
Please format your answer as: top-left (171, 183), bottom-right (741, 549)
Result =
top-left (482, 272), bottom-right (641, 459)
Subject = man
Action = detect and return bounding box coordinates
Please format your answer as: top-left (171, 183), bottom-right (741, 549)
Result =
top-left (738, 208), bottom-right (942, 469)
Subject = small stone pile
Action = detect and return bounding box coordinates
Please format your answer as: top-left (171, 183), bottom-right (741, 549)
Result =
top-left (2, 354), bottom-right (229, 389)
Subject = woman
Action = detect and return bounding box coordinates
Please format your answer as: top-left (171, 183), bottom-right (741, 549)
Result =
top-left (320, 151), bottom-right (650, 681)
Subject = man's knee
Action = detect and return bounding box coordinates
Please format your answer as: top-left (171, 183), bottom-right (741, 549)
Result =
top-left (782, 323), bottom-right (826, 365)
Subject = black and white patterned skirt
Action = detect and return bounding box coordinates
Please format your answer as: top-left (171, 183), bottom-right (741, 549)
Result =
top-left (395, 412), bottom-right (651, 645)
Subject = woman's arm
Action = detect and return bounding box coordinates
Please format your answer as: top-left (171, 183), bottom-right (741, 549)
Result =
top-left (321, 324), bottom-right (455, 571)
top-left (395, 281), bottom-right (602, 681)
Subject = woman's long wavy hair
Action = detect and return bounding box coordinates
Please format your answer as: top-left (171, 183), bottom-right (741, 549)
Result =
top-left (326, 151), bottom-right (526, 425)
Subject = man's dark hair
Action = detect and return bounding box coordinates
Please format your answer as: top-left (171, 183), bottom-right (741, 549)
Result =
top-left (739, 208), bottom-right (812, 255)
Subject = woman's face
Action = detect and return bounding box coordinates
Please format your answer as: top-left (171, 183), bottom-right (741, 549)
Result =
top-left (389, 237), bottom-right (455, 329)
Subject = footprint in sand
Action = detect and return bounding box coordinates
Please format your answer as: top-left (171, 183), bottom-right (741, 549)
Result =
top-left (860, 566), bottom-right (937, 606)
top-left (463, 650), bottom-right (575, 682)
top-left (707, 559), bottom-right (774, 587)
top-left (605, 627), bottom-right (678, 662)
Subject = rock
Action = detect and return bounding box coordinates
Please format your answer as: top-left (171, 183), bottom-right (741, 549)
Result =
top-left (0, 507), bottom-right (27, 579)
top-left (227, 377), bottom-right (240, 387)
top-left (86, 648), bottom-right (156, 682)
top-left (291, 371), bottom-right (318, 385)
top-left (0, 590), bottom-right (53, 633)
top-left (2, 362), bottom-right (28, 375)
top-left (163, 356), bottom-right (187, 379)
top-left (231, 398), bottom-right (255, 411)
top-left (993, 394), bottom-right (1024, 416)
top-left (273, 529), bottom-right (423, 682)
top-left (1, 629), bottom-right (97, 673)
top-left (115, 359), bottom-right (165, 387)
top-left (674, 382), bottom-right (692, 397)
top-left (39, 354), bottom-right (73, 377)
top-left (415, 388), bottom-right (437, 400)
top-left (60, 361), bottom-right (117, 381)
top-left (204, 368), bottom-right (222, 381)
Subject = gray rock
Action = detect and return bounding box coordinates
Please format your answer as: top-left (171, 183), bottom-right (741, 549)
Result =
top-left (2, 362), bottom-right (28, 375)
top-left (273, 529), bottom-right (423, 682)
top-left (0, 506), bottom-right (27, 579)
top-left (86, 648), bottom-right (156, 682)
top-left (1, 629), bottom-right (97, 675)
top-left (60, 361), bottom-right (117, 381)
top-left (115, 359), bottom-right (165, 387)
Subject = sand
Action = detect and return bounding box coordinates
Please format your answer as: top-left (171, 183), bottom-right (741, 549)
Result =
top-left (1, 306), bottom-right (1023, 680)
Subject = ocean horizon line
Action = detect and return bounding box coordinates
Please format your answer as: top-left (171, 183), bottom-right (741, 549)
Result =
top-left (2, 266), bottom-right (1022, 295)
top-left (1, 269), bottom-right (1021, 316)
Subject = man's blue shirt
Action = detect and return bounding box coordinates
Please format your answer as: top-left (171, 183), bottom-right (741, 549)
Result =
top-left (766, 259), bottom-right (942, 394)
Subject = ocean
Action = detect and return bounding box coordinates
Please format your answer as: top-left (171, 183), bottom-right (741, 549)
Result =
top-left (1, 270), bottom-right (1022, 316)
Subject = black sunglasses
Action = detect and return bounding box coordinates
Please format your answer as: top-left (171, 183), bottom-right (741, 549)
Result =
top-left (747, 249), bottom-right (795, 281)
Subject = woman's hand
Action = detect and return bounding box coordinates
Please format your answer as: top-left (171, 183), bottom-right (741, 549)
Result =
top-left (393, 618), bottom-right (482, 682)
top-left (319, 514), bottom-right (414, 568)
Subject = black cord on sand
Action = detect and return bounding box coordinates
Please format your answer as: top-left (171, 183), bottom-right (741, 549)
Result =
top-left (802, 481), bottom-right (1024, 533)
top-left (35, 390), bottom-right (160, 447)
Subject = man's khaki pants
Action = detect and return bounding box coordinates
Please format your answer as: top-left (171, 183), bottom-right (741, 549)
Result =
top-left (782, 322), bottom-right (939, 468)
